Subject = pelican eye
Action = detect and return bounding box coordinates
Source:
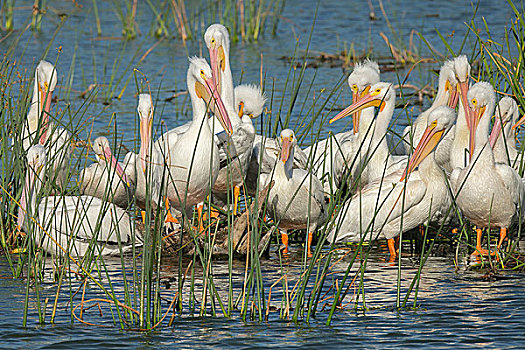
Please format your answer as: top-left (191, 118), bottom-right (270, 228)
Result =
top-left (211, 37), bottom-right (215, 44)
top-left (200, 69), bottom-right (206, 78)
top-left (351, 84), bottom-right (358, 92)
top-left (471, 98), bottom-right (477, 106)
top-left (445, 80), bottom-right (450, 91)
top-left (248, 113), bottom-right (253, 118)
top-left (431, 120), bottom-right (437, 127)
top-left (371, 88), bottom-right (381, 96)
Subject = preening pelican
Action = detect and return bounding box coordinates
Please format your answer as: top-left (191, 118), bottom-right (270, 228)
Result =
top-left (327, 106), bottom-right (455, 258)
top-left (18, 145), bottom-right (137, 257)
top-left (330, 82), bottom-right (407, 189)
top-left (80, 136), bottom-right (132, 208)
top-left (402, 59), bottom-right (459, 155)
top-left (21, 60), bottom-right (71, 190)
top-left (305, 59), bottom-right (380, 194)
top-left (259, 129), bottom-right (326, 257)
top-left (451, 82), bottom-right (525, 255)
top-left (490, 97), bottom-right (520, 168)
top-left (235, 84), bottom-right (267, 119)
top-left (205, 24), bottom-right (256, 215)
top-left (160, 57), bottom-right (232, 220)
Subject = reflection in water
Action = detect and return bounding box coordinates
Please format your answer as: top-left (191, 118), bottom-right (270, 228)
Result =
top-left (2, 248), bottom-right (525, 348)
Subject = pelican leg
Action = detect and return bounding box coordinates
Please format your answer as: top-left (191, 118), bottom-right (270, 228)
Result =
top-left (307, 232), bottom-right (313, 258)
top-left (233, 185), bottom-right (241, 216)
top-left (164, 198), bottom-right (179, 224)
top-left (280, 230), bottom-right (289, 255)
top-left (197, 202), bottom-right (205, 233)
top-left (141, 211), bottom-right (146, 225)
top-left (472, 228), bottom-right (491, 256)
top-left (204, 195), bottom-right (219, 220)
top-left (387, 238), bottom-right (397, 261)
top-left (497, 227), bottom-right (507, 250)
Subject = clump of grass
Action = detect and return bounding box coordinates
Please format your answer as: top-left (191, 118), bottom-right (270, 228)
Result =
top-left (111, 0), bottom-right (138, 40)
top-left (1, 0), bottom-right (15, 31)
top-left (31, 0), bottom-right (46, 32)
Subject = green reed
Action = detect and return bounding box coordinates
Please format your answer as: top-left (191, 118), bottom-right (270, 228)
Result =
top-left (4, 0), bottom-right (525, 332)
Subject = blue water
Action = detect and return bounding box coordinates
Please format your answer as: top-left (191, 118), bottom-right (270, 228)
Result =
top-left (1, 0), bottom-right (524, 348)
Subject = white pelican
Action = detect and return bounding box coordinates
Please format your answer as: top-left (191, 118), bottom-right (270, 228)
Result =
top-left (402, 59), bottom-right (459, 155)
top-left (234, 84), bottom-right (267, 119)
top-left (17, 145), bottom-right (137, 257)
top-left (246, 134), bottom-right (309, 196)
top-left (240, 83), bottom-right (303, 196)
top-left (205, 24), bottom-right (256, 215)
top-left (305, 59), bottom-right (381, 194)
top-left (125, 94), bottom-right (162, 211)
top-left (490, 97), bottom-right (520, 168)
top-left (448, 55), bottom-right (472, 172)
top-left (259, 129), bottom-right (326, 257)
top-left (21, 60), bottom-right (72, 190)
top-left (327, 106), bottom-right (455, 258)
top-left (21, 60), bottom-right (57, 151)
top-left (451, 82), bottom-right (525, 255)
top-left (329, 82), bottom-right (407, 189)
top-left (125, 94), bottom-right (179, 225)
top-left (204, 24), bottom-right (255, 215)
top-left (159, 57), bottom-right (232, 221)
top-left (80, 136), bottom-right (132, 209)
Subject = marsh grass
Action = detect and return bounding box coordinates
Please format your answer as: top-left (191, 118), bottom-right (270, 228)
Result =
top-left (3, 1), bottom-right (284, 42)
top-left (1, 0), bottom-right (525, 331)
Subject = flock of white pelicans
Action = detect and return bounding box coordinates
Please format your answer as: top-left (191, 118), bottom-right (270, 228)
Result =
top-left (15, 23), bottom-right (525, 261)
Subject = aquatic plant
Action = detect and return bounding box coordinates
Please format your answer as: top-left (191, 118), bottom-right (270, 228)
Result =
top-left (0, 0), bottom-right (524, 333)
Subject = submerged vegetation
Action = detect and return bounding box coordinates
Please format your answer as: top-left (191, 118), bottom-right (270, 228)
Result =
top-left (0, 0), bottom-right (525, 333)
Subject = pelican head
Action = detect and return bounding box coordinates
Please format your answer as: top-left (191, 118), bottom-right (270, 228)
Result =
top-left (204, 24), bottom-right (230, 93)
top-left (489, 97), bottom-right (519, 147)
top-left (18, 144), bottom-right (47, 229)
top-left (467, 81), bottom-right (496, 158)
top-left (438, 60), bottom-right (459, 109)
top-left (346, 59), bottom-right (381, 133)
top-left (92, 136), bottom-right (130, 186)
top-left (280, 129), bottom-right (297, 163)
top-left (330, 82), bottom-right (394, 124)
top-left (401, 106), bottom-right (456, 181)
top-left (453, 55), bottom-right (471, 118)
top-left (234, 84), bottom-right (267, 118)
top-left (137, 93), bottom-right (154, 173)
top-left (187, 57), bottom-right (233, 135)
top-left (35, 60), bottom-right (58, 144)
